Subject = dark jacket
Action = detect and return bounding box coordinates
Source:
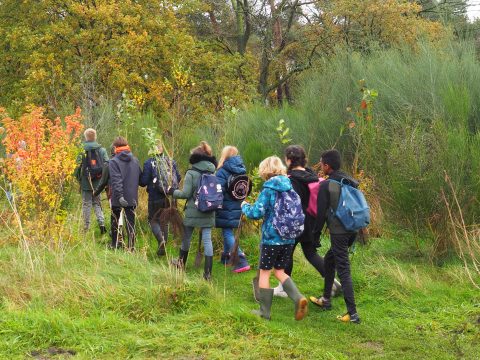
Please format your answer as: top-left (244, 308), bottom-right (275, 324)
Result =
top-left (74, 142), bottom-right (109, 191)
top-left (173, 154), bottom-right (217, 228)
top-left (109, 150), bottom-right (142, 208)
top-left (315, 170), bottom-right (359, 235)
top-left (215, 155), bottom-right (246, 228)
top-left (288, 168), bottom-right (320, 244)
top-left (93, 161), bottom-right (110, 198)
top-left (139, 155), bottom-right (181, 202)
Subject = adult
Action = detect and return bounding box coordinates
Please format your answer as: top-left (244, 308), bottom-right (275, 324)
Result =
top-left (215, 146), bottom-right (251, 273)
top-left (109, 137), bottom-right (142, 250)
top-left (74, 128), bottom-right (109, 233)
top-left (140, 141), bottom-right (181, 256)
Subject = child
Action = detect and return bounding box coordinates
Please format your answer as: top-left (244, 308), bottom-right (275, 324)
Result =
top-left (169, 141), bottom-right (216, 280)
top-left (242, 156), bottom-right (308, 320)
top-left (309, 149), bottom-right (361, 324)
top-left (215, 146), bottom-right (251, 273)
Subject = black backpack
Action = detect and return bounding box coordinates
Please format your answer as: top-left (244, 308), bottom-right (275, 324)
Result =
top-left (82, 149), bottom-right (104, 180)
top-left (227, 174), bottom-right (252, 201)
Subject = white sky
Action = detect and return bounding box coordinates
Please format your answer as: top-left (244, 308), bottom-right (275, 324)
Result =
top-left (468, 0), bottom-right (480, 20)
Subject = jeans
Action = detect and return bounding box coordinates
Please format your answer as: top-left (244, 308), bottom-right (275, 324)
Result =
top-left (148, 199), bottom-right (169, 245)
top-left (323, 233), bottom-right (357, 315)
top-left (181, 226), bottom-right (213, 257)
top-left (222, 228), bottom-right (244, 255)
top-left (111, 206), bottom-right (136, 249)
top-left (82, 190), bottom-right (105, 230)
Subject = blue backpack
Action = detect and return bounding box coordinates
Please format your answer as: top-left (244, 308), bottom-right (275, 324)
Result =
top-left (272, 189), bottom-right (305, 239)
top-left (194, 172), bottom-right (224, 212)
top-left (330, 179), bottom-right (370, 232)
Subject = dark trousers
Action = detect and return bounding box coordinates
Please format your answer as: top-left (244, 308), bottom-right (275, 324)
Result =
top-left (285, 240), bottom-right (325, 278)
top-left (148, 199), bottom-right (169, 245)
top-left (323, 233), bottom-right (357, 315)
top-left (111, 206), bottom-right (136, 249)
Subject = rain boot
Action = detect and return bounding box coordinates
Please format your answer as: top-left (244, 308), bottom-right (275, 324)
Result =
top-left (171, 249), bottom-right (188, 269)
top-left (203, 256), bottom-right (213, 281)
top-left (251, 288), bottom-right (274, 320)
top-left (282, 277), bottom-right (308, 321)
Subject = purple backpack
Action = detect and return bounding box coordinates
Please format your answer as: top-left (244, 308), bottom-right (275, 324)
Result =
top-left (272, 189), bottom-right (305, 239)
top-left (195, 173), bottom-right (224, 212)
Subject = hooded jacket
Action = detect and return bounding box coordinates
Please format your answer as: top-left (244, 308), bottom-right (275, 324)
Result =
top-left (315, 170), bottom-right (359, 235)
top-left (173, 153), bottom-right (217, 228)
top-left (242, 175), bottom-right (296, 246)
top-left (74, 142), bottom-right (109, 191)
top-left (288, 168), bottom-right (320, 244)
top-left (215, 155), bottom-right (247, 228)
top-left (109, 150), bottom-right (142, 208)
top-left (139, 154), bottom-right (181, 202)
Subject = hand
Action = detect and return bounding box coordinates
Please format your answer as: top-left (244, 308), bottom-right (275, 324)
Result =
top-left (166, 187), bottom-right (175, 196)
top-left (119, 196), bottom-right (129, 207)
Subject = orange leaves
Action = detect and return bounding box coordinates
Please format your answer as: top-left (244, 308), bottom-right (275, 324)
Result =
top-left (1, 107), bottom-right (83, 232)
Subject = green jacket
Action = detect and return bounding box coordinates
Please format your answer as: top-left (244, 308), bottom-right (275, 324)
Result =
top-left (74, 142), bottom-right (109, 191)
top-left (173, 160), bottom-right (216, 228)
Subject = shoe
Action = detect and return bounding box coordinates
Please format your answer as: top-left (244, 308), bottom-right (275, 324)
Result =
top-left (281, 278), bottom-right (308, 321)
top-left (157, 241), bottom-right (166, 256)
top-left (251, 288), bottom-right (274, 320)
top-left (100, 225), bottom-right (107, 235)
top-left (232, 254), bottom-right (251, 273)
top-left (252, 275), bottom-right (260, 303)
top-left (337, 312), bottom-right (361, 324)
top-left (309, 296), bottom-right (332, 310)
top-left (331, 279), bottom-right (343, 297)
top-left (171, 249), bottom-right (188, 269)
top-left (220, 252), bottom-right (230, 265)
top-left (273, 282), bottom-right (288, 298)
top-left (203, 256), bottom-right (213, 281)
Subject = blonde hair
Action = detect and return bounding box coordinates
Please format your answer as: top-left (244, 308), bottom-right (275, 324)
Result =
top-left (217, 146), bottom-right (239, 169)
top-left (84, 128), bottom-right (97, 142)
top-left (258, 156), bottom-right (287, 180)
top-left (191, 141), bottom-right (212, 156)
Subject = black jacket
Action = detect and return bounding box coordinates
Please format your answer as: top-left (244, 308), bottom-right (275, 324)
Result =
top-left (109, 151), bottom-right (142, 208)
top-left (288, 168), bottom-right (320, 244)
top-left (315, 170), bottom-right (359, 235)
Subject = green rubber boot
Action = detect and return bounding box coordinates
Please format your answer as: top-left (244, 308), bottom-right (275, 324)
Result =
top-left (282, 277), bottom-right (308, 321)
top-left (251, 288), bottom-right (274, 320)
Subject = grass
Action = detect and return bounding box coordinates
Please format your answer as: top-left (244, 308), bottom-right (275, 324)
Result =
top-left (0, 227), bottom-right (479, 359)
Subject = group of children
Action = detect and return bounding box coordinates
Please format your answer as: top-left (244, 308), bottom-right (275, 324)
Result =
top-left (76, 128), bottom-right (360, 324)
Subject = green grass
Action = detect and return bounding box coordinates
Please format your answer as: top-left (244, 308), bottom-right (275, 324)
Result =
top-left (0, 230), bottom-right (479, 359)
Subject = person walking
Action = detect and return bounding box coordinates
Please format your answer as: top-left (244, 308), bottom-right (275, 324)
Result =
top-left (109, 137), bottom-right (142, 250)
top-left (74, 128), bottom-right (109, 234)
top-left (215, 146), bottom-right (251, 273)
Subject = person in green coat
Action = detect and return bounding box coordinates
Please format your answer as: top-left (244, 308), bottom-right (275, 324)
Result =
top-left (168, 141), bottom-right (217, 280)
top-left (74, 128), bottom-right (109, 233)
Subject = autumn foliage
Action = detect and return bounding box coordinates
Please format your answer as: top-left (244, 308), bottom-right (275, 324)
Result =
top-left (0, 107), bottom-right (83, 241)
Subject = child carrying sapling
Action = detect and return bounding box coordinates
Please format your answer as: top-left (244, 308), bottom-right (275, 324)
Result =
top-left (242, 156), bottom-right (308, 320)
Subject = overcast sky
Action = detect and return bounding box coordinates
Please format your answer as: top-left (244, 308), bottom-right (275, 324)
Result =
top-left (468, 0), bottom-right (480, 20)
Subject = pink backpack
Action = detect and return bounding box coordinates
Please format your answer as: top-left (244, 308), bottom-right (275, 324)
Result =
top-left (306, 177), bottom-right (326, 217)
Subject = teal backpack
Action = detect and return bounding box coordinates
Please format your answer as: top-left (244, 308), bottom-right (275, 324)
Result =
top-left (330, 179), bottom-right (370, 232)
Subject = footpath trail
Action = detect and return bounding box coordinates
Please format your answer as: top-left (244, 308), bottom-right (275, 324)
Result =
top-left (0, 234), bottom-right (479, 359)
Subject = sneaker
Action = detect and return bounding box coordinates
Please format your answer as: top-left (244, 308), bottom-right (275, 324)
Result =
top-left (232, 255), bottom-right (251, 273)
top-left (273, 283), bottom-right (288, 298)
top-left (331, 280), bottom-right (343, 298)
top-left (309, 296), bottom-right (332, 310)
top-left (337, 312), bottom-right (361, 324)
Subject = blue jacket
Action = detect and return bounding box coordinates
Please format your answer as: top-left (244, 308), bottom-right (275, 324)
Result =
top-left (215, 156), bottom-right (246, 228)
top-left (242, 175), bottom-right (295, 246)
top-left (139, 155), bottom-right (181, 202)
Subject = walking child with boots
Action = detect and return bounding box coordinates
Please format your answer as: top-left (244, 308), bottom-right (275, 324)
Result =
top-left (242, 156), bottom-right (308, 321)
top-left (310, 149), bottom-right (361, 324)
top-left (74, 128), bottom-right (109, 234)
top-left (140, 141), bottom-right (181, 256)
top-left (168, 141), bottom-right (217, 281)
top-left (109, 137), bottom-right (142, 250)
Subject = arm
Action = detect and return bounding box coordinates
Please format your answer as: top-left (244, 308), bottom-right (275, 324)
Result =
top-left (242, 189), bottom-right (269, 220)
top-left (139, 159), bottom-right (151, 187)
top-left (93, 164), bottom-right (109, 197)
top-left (101, 147), bottom-right (109, 162)
top-left (173, 171), bottom-right (194, 199)
top-left (216, 168), bottom-right (229, 192)
top-left (109, 160), bottom-right (124, 202)
top-left (172, 160), bottom-right (182, 184)
top-left (315, 181), bottom-right (330, 233)
top-left (73, 152), bottom-right (83, 182)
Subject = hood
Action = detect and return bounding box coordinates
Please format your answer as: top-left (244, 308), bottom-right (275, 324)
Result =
top-left (117, 151), bottom-right (133, 162)
top-left (288, 168), bottom-right (318, 185)
top-left (189, 153), bottom-right (217, 168)
top-left (192, 160), bottom-right (216, 173)
top-left (263, 175), bottom-right (292, 192)
top-left (329, 170), bottom-right (359, 188)
top-left (83, 141), bottom-right (102, 151)
top-left (222, 156), bottom-right (246, 175)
